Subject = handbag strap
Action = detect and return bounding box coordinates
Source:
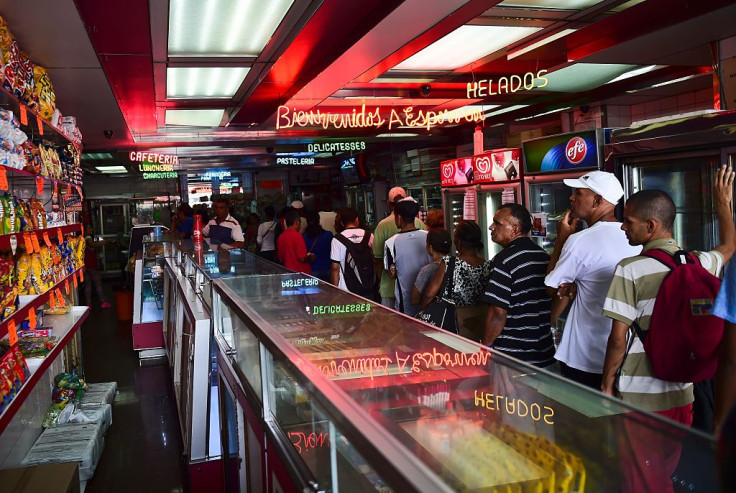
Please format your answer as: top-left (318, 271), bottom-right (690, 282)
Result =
top-left (440, 256), bottom-right (456, 299)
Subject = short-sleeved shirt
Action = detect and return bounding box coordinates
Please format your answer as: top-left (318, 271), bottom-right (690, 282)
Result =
top-left (303, 230), bottom-right (333, 273)
top-left (441, 255), bottom-right (493, 307)
top-left (415, 262), bottom-right (441, 296)
top-left (482, 237), bottom-right (555, 367)
top-left (373, 214), bottom-right (426, 298)
top-left (545, 222), bottom-right (641, 373)
top-left (714, 258), bottom-right (736, 323)
top-left (177, 216), bottom-right (193, 239)
top-left (384, 230), bottom-right (431, 316)
top-left (331, 228), bottom-right (374, 291)
top-left (277, 229), bottom-right (312, 275)
top-left (602, 238), bottom-right (723, 412)
top-left (203, 214), bottom-right (244, 245)
top-left (257, 220), bottom-right (276, 252)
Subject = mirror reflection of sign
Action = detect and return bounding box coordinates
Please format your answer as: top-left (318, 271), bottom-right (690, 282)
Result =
top-left (565, 137), bottom-right (587, 165)
top-left (198, 170), bottom-right (231, 180)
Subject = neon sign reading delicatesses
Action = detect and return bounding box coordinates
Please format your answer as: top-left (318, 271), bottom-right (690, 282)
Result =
top-left (277, 104), bottom-right (485, 131)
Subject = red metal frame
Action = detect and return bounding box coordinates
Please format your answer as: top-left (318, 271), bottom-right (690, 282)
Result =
top-left (0, 223), bottom-right (83, 252)
top-left (132, 321), bottom-right (165, 350)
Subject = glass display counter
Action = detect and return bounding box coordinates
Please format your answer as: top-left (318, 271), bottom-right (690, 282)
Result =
top-left (132, 239), bottom-right (174, 358)
top-left (211, 262), bottom-right (718, 493)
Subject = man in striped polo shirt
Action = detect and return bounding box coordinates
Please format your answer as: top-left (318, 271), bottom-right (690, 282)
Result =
top-left (482, 203), bottom-right (556, 367)
top-left (601, 164), bottom-right (734, 492)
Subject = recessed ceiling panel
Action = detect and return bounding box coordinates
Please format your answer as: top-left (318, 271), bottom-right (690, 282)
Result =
top-left (392, 25), bottom-right (542, 71)
top-left (167, 67), bottom-right (250, 99)
top-left (538, 63), bottom-right (638, 92)
top-left (168, 0), bottom-right (294, 57)
top-left (498, 0), bottom-right (601, 9)
top-left (165, 109), bottom-right (226, 126)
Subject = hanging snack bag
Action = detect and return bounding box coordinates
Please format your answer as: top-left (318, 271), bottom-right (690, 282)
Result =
top-left (15, 197), bottom-right (32, 232)
top-left (19, 52), bottom-right (37, 109)
top-left (29, 198), bottom-right (46, 230)
top-left (16, 253), bottom-right (31, 295)
top-left (33, 65), bottom-right (55, 120)
top-left (2, 193), bottom-right (20, 234)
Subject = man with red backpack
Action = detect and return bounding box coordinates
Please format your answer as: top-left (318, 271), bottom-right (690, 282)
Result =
top-left (601, 164), bottom-right (735, 492)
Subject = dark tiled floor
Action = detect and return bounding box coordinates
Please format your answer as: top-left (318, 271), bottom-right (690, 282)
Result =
top-left (81, 283), bottom-right (187, 492)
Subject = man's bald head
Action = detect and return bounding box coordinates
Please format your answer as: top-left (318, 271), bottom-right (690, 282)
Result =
top-left (626, 189), bottom-right (676, 232)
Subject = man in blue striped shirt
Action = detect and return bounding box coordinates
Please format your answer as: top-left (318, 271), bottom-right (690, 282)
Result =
top-left (482, 203), bottom-right (555, 367)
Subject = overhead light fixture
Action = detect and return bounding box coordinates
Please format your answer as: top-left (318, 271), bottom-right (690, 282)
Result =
top-left (168, 0), bottom-right (294, 57)
top-left (499, 0), bottom-right (601, 9)
top-left (372, 77), bottom-right (436, 83)
top-left (485, 105), bottom-right (528, 117)
top-left (341, 96), bottom-right (402, 100)
top-left (625, 74), bottom-right (706, 93)
top-left (507, 29), bottom-right (577, 59)
top-left (95, 166), bottom-right (128, 174)
top-left (536, 63), bottom-right (638, 93)
top-left (517, 106), bottom-right (571, 120)
top-left (392, 25), bottom-right (541, 71)
top-left (607, 65), bottom-right (660, 84)
top-left (376, 133), bottom-right (419, 138)
top-left (167, 67), bottom-right (250, 99)
top-left (165, 109), bottom-right (226, 127)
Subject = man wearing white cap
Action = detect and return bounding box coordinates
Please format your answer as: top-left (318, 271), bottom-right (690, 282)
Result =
top-left (545, 171), bottom-right (641, 389)
top-left (373, 186), bottom-right (427, 307)
top-left (291, 200), bottom-right (307, 234)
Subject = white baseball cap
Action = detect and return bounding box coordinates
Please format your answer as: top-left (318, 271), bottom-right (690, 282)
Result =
top-left (563, 171), bottom-right (624, 205)
top-left (290, 200), bottom-right (304, 209)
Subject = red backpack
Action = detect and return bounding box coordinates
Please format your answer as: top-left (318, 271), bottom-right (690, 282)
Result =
top-left (631, 249), bottom-right (724, 383)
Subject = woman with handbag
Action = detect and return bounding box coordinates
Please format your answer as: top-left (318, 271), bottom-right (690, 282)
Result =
top-left (420, 221), bottom-right (492, 340)
top-left (411, 228), bottom-right (452, 305)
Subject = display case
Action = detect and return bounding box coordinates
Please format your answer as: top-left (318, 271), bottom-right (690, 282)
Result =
top-left (211, 260), bottom-right (718, 493)
top-left (132, 238), bottom-right (173, 358)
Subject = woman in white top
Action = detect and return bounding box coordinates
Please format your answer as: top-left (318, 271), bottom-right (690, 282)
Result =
top-left (257, 205), bottom-right (277, 261)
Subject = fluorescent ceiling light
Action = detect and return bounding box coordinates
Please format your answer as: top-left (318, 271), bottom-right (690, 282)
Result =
top-left (485, 104), bottom-right (528, 117)
top-left (499, 0), bottom-right (600, 9)
top-left (610, 0), bottom-right (647, 12)
top-left (625, 74), bottom-right (705, 93)
top-left (167, 67), bottom-right (250, 99)
top-left (376, 133), bottom-right (419, 138)
top-left (392, 25), bottom-right (542, 71)
top-left (517, 106), bottom-right (571, 120)
top-left (82, 153), bottom-right (114, 161)
top-left (96, 166), bottom-right (128, 174)
top-left (607, 65), bottom-right (660, 84)
top-left (537, 63), bottom-right (638, 92)
top-left (508, 28), bottom-right (577, 59)
top-left (169, 0), bottom-right (294, 57)
top-left (372, 77), bottom-right (436, 83)
top-left (165, 109), bottom-right (225, 127)
top-left (341, 96), bottom-right (402, 100)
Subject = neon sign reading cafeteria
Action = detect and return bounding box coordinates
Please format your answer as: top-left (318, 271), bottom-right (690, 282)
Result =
top-left (129, 151), bottom-right (179, 165)
top-left (276, 104), bottom-right (485, 131)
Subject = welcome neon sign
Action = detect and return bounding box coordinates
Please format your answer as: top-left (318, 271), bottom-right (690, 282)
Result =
top-left (276, 104), bottom-right (485, 131)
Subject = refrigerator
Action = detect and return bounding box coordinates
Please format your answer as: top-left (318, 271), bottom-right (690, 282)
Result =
top-left (523, 129), bottom-right (608, 253)
top-left (608, 112), bottom-right (736, 253)
top-left (441, 149), bottom-right (523, 260)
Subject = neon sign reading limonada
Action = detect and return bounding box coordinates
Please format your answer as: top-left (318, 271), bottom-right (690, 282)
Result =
top-left (276, 104), bottom-right (485, 131)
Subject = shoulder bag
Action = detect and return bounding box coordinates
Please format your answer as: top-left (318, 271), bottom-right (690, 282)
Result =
top-left (414, 257), bottom-right (458, 334)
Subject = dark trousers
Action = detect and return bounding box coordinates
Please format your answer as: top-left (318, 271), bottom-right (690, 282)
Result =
top-left (560, 362), bottom-right (603, 390)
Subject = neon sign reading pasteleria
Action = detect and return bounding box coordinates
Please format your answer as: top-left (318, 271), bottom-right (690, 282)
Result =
top-left (466, 70), bottom-right (549, 98)
top-left (276, 104), bottom-right (485, 131)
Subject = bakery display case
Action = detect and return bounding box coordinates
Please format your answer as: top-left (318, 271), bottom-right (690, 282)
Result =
top-left (211, 261), bottom-right (719, 493)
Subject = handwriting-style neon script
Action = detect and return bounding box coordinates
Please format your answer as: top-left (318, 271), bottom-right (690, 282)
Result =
top-left (288, 432), bottom-right (329, 454)
top-left (474, 390), bottom-right (555, 425)
top-left (276, 105), bottom-right (485, 131)
top-left (317, 348), bottom-right (491, 380)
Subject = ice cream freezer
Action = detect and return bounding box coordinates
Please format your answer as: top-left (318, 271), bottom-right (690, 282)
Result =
top-left (209, 252), bottom-right (719, 493)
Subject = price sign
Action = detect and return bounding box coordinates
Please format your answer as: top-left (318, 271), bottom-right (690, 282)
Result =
top-left (42, 232), bottom-right (52, 247)
top-left (36, 176), bottom-right (44, 195)
top-left (31, 234), bottom-right (41, 253)
top-left (66, 184), bottom-right (71, 195)
top-left (57, 228), bottom-right (64, 244)
top-left (8, 320), bottom-right (17, 346)
top-left (79, 269), bottom-right (84, 283)
top-left (53, 181), bottom-right (58, 198)
top-left (19, 105), bottom-right (27, 126)
top-left (64, 280), bottom-right (69, 294)
top-left (0, 167), bottom-right (7, 191)
top-left (73, 271), bottom-right (78, 288)
top-left (23, 233), bottom-right (34, 253)
top-left (36, 115), bottom-right (43, 135)
top-left (28, 308), bottom-right (36, 329)
top-left (49, 292), bottom-right (57, 309)
top-left (56, 290), bottom-right (65, 307)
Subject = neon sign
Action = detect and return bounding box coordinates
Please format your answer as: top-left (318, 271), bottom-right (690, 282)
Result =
top-left (276, 157), bottom-right (315, 166)
top-left (466, 70), bottom-right (549, 98)
top-left (310, 303), bottom-right (371, 315)
top-left (142, 171), bottom-right (178, 179)
top-left (288, 432), bottom-right (329, 453)
top-left (474, 390), bottom-right (555, 425)
top-left (308, 141), bottom-right (366, 152)
top-left (276, 104), bottom-right (485, 131)
top-left (198, 170), bottom-right (231, 180)
top-left (317, 349), bottom-right (491, 380)
top-left (129, 151), bottom-right (179, 165)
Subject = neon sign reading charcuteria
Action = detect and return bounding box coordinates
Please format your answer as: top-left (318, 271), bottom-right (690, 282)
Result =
top-left (276, 104), bottom-right (485, 131)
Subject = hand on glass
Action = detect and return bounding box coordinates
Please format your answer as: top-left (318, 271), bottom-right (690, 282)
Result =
top-left (714, 163), bottom-right (734, 209)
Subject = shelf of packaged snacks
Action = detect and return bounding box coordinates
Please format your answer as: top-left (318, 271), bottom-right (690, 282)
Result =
top-left (0, 84), bottom-right (81, 152)
top-left (1, 164), bottom-right (83, 192)
top-left (0, 224), bottom-right (83, 252)
top-left (0, 266), bottom-right (85, 342)
top-left (0, 305), bottom-right (89, 433)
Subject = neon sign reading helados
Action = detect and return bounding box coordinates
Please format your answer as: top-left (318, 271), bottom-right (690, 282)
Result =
top-left (317, 348), bottom-right (491, 380)
top-left (276, 104), bottom-right (485, 131)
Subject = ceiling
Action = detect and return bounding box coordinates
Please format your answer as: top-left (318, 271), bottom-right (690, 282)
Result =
top-left (1, 0), bottom-right (734, 175)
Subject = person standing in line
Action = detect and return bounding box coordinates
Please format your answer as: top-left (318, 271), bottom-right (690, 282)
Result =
top-left (411, 229), bottom-right (452, 305)
top-left (303, 211), bottom-right (333, 282)
top-left (544, 171), bottom-right (640, 389)
top-left (257, 205), bottom-right (277, 261)
top-left (171, 203), bottom-right (194, 239)
top-left (715, 257), bottom-right (736, 436)
top-left (601, 165), bottom-right (734, 493)
top-left (424, 208), bottom-right (444, 231)
top-left (276, 210), bottom-right (313, 275)
top-left (373, 187), bottom-right (427, 308)
top-left (202, 198), bottom-right (245, 249)
top-left (243, 213), bottom-right (260, 253)
top-left (331, 207), bottom-right (374, 293)
top-left (84, 231), bottom-right (112, 308)
top-left (482, 204), bottom-right (556, 367)
top-left (291, 200), bottom-right (308, 234)
top-left (384, 197), bottom-right (431, 316)
top-left (421, 221), bottom-right (492, 341)
top-left (319, 197), bottom-right (337, 234)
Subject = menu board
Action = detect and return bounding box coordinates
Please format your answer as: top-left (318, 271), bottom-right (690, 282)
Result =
top-left (522, 130), bottom-right (601, 174)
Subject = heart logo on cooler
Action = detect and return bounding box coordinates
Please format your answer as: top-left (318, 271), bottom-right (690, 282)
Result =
top-left (475, 156), bottom-right (491, 174)
top-left (565, 137), bottom-right (587, 165)
top-left (442, 163), bottom-right (454, 179)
